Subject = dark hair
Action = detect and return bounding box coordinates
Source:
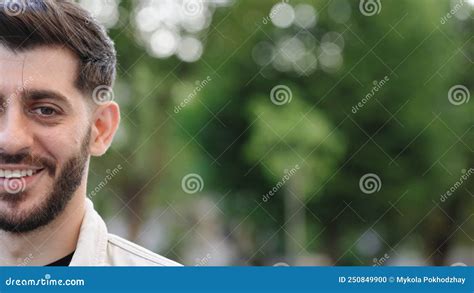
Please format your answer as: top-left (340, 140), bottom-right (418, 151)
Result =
top-left (0, 0), bottom-right (117, 95)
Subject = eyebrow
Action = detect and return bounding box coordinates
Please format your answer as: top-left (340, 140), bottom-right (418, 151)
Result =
top-left (22, 89), bottom-right (72, 109)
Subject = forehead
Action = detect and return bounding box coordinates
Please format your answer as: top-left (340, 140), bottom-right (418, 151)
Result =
top-left (0, 45), bottom-right (80, 98)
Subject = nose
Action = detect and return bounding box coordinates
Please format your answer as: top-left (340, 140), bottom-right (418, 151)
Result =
top-left (0, 102), bottom-right (33, 155)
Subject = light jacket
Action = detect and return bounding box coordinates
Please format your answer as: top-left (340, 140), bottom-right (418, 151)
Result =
top-left (69, 199), bottom-right (181, 266)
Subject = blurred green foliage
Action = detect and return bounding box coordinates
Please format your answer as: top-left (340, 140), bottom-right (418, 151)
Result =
top-left (88, 0), bottom-right (473, 265)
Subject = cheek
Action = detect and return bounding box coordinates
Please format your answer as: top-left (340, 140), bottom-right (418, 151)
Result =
top-left (34, 126), bottom-right (87, 161)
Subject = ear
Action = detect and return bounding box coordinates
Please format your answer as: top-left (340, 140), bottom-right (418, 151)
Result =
top-left (89, 102), bottom-right (120, 156)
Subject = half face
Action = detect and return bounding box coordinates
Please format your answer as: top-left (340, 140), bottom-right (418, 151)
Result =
top-left (0, 45), bottom-right (92, 233)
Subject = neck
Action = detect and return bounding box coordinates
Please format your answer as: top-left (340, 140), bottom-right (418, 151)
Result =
top-left (0, 189), bottom-right (86, 266)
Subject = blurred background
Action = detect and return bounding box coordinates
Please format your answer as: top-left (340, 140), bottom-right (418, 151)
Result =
top-left (80, 0), bottom-right (473, 266)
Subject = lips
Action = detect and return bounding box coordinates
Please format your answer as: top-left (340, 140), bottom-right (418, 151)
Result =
top-left (0, 168), bottom-right (45, 194)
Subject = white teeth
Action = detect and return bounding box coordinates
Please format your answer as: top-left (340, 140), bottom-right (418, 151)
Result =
top-left (0, 169), bottom-right (39, 178)
top-left (11, 170), bottom-right (21, 178)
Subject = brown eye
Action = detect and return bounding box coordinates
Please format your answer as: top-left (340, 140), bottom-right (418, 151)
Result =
top-left (32, 107), bottom-right (57, 117)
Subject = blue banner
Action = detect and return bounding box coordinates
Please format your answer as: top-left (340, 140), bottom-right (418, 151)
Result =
top-left (0, 267), bottom-right (472, 292)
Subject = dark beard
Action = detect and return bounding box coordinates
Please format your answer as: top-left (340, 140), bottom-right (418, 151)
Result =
top-left (0, 130), bottom-right (90, 234)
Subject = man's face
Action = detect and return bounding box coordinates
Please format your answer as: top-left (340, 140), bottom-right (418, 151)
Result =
top-left (0, 45), bottom-right (92, 233)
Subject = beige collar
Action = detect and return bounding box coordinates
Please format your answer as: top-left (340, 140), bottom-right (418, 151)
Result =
top-left (69, 199), bottom-right (108, 266)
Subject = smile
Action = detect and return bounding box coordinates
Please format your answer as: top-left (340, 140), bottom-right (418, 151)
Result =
top-left (0, 166), bottom-right (46, 193)
top-left (0, 169), bottom-right (44, 179)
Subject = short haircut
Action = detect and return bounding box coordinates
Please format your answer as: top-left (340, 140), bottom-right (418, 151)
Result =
top-left (0, 0), bottom-right (117, 95)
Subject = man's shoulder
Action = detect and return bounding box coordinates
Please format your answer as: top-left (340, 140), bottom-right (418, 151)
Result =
top-left (105, 233), bottom-right (182, 266)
